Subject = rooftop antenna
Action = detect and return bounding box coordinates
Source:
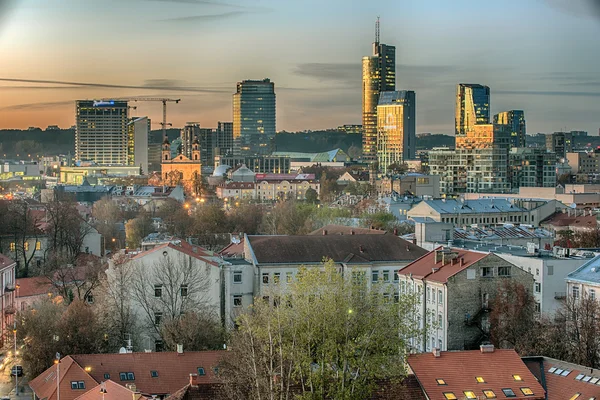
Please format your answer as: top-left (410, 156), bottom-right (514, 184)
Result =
top-left (375, 16), bottom-right (380, 45)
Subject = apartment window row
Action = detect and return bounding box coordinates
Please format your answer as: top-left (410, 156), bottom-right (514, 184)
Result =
top-left (154, 284), bottom-right (188, 298)
top-left (9, 241), bottom-right (42, 252)
top-left (441, 215), bottom-right (530, 224)
top-left (372, 269), bottom-right (400, 283)
top-left (480, 266), bottom-right (511, 278)
top-left (262, 271), bottom-right (295, 285)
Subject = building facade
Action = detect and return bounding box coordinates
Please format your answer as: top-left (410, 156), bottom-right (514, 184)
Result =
top-left (546, 132), bottom-right (573, 159)
top-left (455, 84), bottom-right (490, 137)
top-left (214, 155), bottom-right (290, 174)
top-left (161, 137), bottom-right (202, 195)
top-left (127, 116), bottom-right (150, 174)
top-left (508, 148), bottom-right (556, 188)
top-left (376, 91), bottom-right (416, 172)
top-left (233, 79), bottom-right (276, 156)
top-left (0, 254), bottom-right (16, 347)
top-left (215, 121), bottom-right (234, 157)
top-left (494, 110), bottom-right (526, 148)
top-left (75, 100), bottom-right (129, 165)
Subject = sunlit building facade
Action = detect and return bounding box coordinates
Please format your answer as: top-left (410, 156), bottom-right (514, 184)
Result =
top-left (127, 116), bottom-right (150, 174)
top-left (455, 84), bottom-right (490, 137)
top-left (376, 91), bottom-right (415, 172)
top-left (233, 79), bottom-right (276, 156)
top-left (494, 110), bottom-right (526, 148)
top-left (76, 100), bottom-right (129, 165)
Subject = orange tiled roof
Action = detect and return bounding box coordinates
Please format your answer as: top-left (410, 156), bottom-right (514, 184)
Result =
top-left (408, 349), bottom-right (545, 400)
top-left (28, 356), bottom-right (99, 400)
top-left (16, 276), bottom-right (54, 298)
top-left (74, 379), bottom-right (149, 400)
top-left (524, 357), bottom-right (600, 400)
top-left (398, 247), bottom-right (488, 283)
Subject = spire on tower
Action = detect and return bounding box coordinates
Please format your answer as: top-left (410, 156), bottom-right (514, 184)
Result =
top-left (375, 16), bottom-right (380, 45)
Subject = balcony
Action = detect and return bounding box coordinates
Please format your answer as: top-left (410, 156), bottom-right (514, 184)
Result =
top-left (4, 285), bottom-right (15, 293)
top-left (4, 306), bottom-right (16, 315)
top-left (554, 292), bottom-right (567, 300)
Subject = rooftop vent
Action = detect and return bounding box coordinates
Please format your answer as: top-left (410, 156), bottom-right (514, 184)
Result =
top-left (480, 344), bottom-right (495, 353)
top-left (432, 348), bottom-right (441, 357)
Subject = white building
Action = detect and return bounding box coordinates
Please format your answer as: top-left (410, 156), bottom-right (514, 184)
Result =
top-left (566, 254), bottom-right (600, 301)
top-left (0, 253), bottom-right (16, 347)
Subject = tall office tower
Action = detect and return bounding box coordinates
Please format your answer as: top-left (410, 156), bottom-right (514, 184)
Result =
top-left (215, 121), bottom-right (234, 159)
top-left (376, 91), bottom-right (416, 173)
top-left (198, 127), bottom-right (214, 166)
top-left (127, 116), bottom-right (150, 174)
top-left (181, 123), bottom-right (214, 165)
top-left (494, 110), bottom-right (526, 148)
top-left (362, 18), bottom-right (396, 162)
top-left (181, 123), bottom-right (201, 159)
top-left (455, 84), bottom-right (490, 137)
top-left (233, 78), bottom-right (276, 156)
top-left (75, 100), bottom-right (129, 165)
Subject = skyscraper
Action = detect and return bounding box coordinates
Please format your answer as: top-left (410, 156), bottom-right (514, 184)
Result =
top-left (376, 91), bottom-right (416, 173)
top-left (494, 110), bottom-right (526, 148)
top-left (362, 19), bottom-right (396, 162)
top-left (127, 116), bottom-right (150, 174)
top-left (181, 123), bottom-right (214, 166)
top-left (233, 79), bottom-right (276, 156)
top-left (215, 121), bottom-right (234, 158)
top-left (455, 84), bottom-right (490, 137)
top-left (75, 100), bottom-right (129, 165)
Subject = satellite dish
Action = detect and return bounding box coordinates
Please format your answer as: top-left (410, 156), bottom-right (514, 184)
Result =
top-left (570, 203), bottom-right (577, 209)
top-left (119, 347), bottom-right (127, 354)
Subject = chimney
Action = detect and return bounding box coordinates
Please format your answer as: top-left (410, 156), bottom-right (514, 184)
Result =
top-left (189, 373), bottom-right (200, 387)
top-left (359, 245), bottom-right (364, 253)
top-left (432, 267), bottom-right (440, 273)
top-left (432, 348), bottom-right (441, 357)
top-left (480, 344), bottom-right (495, 353)
top-left (460, 257), bottom-right (464, 267)
top-left (177, 344), bottom-right (183, 354)
top-left (351, 229), bottom-right (355, 235)
top-left (322, 229), bottom-right (327, 236)
top-left (412, 238), bottom-right (417, 245)
top-left (126, 383), bottom-right (137, 392)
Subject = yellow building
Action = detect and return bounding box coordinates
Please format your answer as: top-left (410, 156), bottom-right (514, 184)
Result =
top-left (161, 136), bottom-right (202, 195)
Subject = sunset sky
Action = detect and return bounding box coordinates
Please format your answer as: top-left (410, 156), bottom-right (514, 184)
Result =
top-left (0, 0), bottom-right (599, 134)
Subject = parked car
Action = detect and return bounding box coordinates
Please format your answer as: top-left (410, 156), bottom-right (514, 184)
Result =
top-left (10, 365), bottom-right (23, 377)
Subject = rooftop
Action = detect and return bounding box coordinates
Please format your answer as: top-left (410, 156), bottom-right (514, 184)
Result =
top-left (398, 247), bottom-right (489, 283)
top-left (422, 199), bottom-right (527, 215)
top-left (131, 241), bottom-right (221, 267)
top-left (74, 380), bottom-right (148, 400)
top-left (308, 225), bottom-right (388, 236)
top-left (16, 276), bottom-right (54, 298)
top-left (541, 211), bottom-right (597, 228)
top-left (523, 356), bottom-right (600, 399)
top-left (566, 254), bottom-right (600, 285)
top-left (408, 348), bottom-right (545, 400)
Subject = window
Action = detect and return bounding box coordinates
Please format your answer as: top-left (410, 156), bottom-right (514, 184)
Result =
top-left (119, 372), bottom-right (127, 381)
top-left (383, 270), bottom-right (390, 282)
top-left (393, 270), bottom-right (399, 282)
top-left (536, 268), bottom-right (540, 276)
top-left (520, 387), bottom-right (534, 396)
top-left (127, 372), bottom-right (135, 380)
top-left (233, 295), bottom-right (242, 307)
top-left (502, 388), bottom-right (516, 397)
top-left (547, 265), bottom-right (554, 275)
top-left (262, 296), bottom-right (269, 303)
top-left (35, 241), bottom-right (41, 250)
top-left (431, 337), bottom-right (435, 349)
top-left (274, 272), bottom-right (280, 284)
top-left (438, 289), bottom-right (443, 304)
top-left (10, 242), bottom-right (16, 251)
top-left (535, 283), bottom-right (541, 293)
top-left (286, 271), bottom-right (293, 283)
top-left (155, 340), bottom-right (164, 352)
top-left (568, 394), bottom-right (581, 400)
top-left (481, 267), bottom-right (493, 277)
top-left (71, 381), bottom-right (78, 390)
top-left (498, 266), bottom-right (511, 277)
top-left (573, 286), bottom-right (580, 299)
top-left (394, 292), bottom-right (399, 303)
top-left (154, 312), bottom-right (162, 325)
top-left (443, 393), bottom-right (457, 400)
top-left (436, 378), bottom-right (447, 385)
top-left (197, 367), bottom-right (206, 376)
top-left (427, 287), bottom-right (431, 303)
top-left (464, 391), bottom-right (477, 399)
top-left (233, 271), bottom-right (242, 283)
top-left (535, 303), bottom-right (541, 313)
top-left (590, 289), bottom-right (596, 301)
top-left (104, 373), bottom-right (110, 379)
top-left (476, 376), bottom-right (485, 383)
top-left (438, 338), bottom-right (442, 349)
top-left (512, 375), bottom-right (522, 381)
top-left (438, 314), bottom-right (443, 330)
top-left (262, 273), bottom-right (269, 285)
top-left (400, 281), bottom-right (406, 293)
top-left (154, 284), bottom-right (162, 297)
top-left (151, 371), bottom-right (158, 378)
top-left (372, 271), bottom-right (379, 283)
top-left (180, 284), bottom-right (188, 297)
top-left (483, 389), bottom-right (496, 398)
top-left (24, 242), bottom-right (29, 251)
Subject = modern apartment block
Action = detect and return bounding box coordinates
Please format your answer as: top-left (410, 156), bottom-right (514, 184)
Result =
top-left (508, 147), bottom-right (556, 188)
top-left (494, 110), bottom-right (526, 148)
top-left (75, 100), bottom-right (129, 165)
top-left (181, 123), bottom-right (214, 167)
top-left (233, 79), bottom-right (276, 156)
top-left (376, 91), bottom-right (416, 172)
top-left (546, 131), bottom-right (573, 159)
top-left (127, 116), bottom-right (150, 174)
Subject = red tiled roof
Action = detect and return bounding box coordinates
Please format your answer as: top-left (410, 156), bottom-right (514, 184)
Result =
top-left (398, 247), bottom-right (488, 283)
top-left (74, 380), bottom-right (149, 400)
top-left (28, 356), bottom-right (99, 400)
top-left (131, 241), bottom-right (219, 266)
top-left (308, 225), bottom-right (388, 236)
top-left (541, 212), bottom-right (597, 228)
top-left (16, 276), bottom-right (54, 298)
top-left (0, 252), bottom-right (16, 269)
top-left (524, 357), bottom-right (600, 400)
top-left (219, 239), bottom-right (244, 258)
top-left (408, 349), bottom-right (545, 400)
top-left (70, 351), bottom-right (224, 396)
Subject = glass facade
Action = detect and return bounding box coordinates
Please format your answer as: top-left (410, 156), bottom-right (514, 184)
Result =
top-left (455, 84), bottom-right (490, 137)
top-left (232, 79), bottom-right (276, 156)
top-left (494, 110), bottom-right (526, 148)
top-left (127, 116), bottom-right (150, 174)
top-left (376, 91), bottom-right (416, 172)
top-left (215, 121), bottom-right (234, 158)
top-left (76, 100), bottom-right (129, 165)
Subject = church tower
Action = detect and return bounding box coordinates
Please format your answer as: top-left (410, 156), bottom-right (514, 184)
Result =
top-left (162, 136), bottom-right (171, 161)
top-left (192, 135), bottom-right (201, 162)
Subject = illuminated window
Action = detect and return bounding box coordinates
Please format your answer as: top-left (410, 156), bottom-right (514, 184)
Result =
top-left (24, 242), bottom-right (29, 251)
top-left (436, 378), bottom-right (446, 385)
top-left (568, 394), bottom-right (581, 400)
top-left (483, 390), bottom-right (496, 399)
top-left (443, 393), bottom-right (457, 400)
top-left (9, 242), bottom-right (15, 252)
top-left (35, 241), bottom-right (41, 250)
top-left (476, 376), bottom-right (485, 383)
top-left (512, 375), bottom-right (522, 381)
top-left (520, 388), bottom-right (534, 396)
top-left (464, 391), bottom-right (477, 399)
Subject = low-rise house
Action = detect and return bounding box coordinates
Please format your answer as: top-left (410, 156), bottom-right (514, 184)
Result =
top-left (15, 275), bottom-right (55, 311)
top-left (407, 346), bottom-right (545, 400)
top-left (0, 253), bottom-right (16, 346)
top-left (398, 247), bottom-right (535, 351)
top-left (74, 380), bottom-right (148, 400)
top-left (540, 209), bottom-right (598, 234)
top-left (29, 350), bottom-right (222, 400)
top-left (565, 254), bottom-right (600, 301)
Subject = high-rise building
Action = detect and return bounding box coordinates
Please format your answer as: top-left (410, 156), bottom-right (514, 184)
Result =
top-left (362, 19), bottom-right (396, 162)
top-left (546, 132), bottom-right (573, 159)
top-left (127, 116), bottom-right (150, 174)
top-left (233, 79), bottom-right (276, 156)
top-left (181, 123), bottom-right (214, 166)
top-left (455, 84), bottom-right (490, 137)
top-left (215, 121), bottom-right (234, 158)
top-left (75, 100), bottom-right (128, 165)
top-left (181, 123), bottom-right (200, 159)
top-left (376, 91), bottom-right (415, 172)
top-left (494, 110), bottom-right (526, 148)
top-left (508, 148), bottom-right (556, 188)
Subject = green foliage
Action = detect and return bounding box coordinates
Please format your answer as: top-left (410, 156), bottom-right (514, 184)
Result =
top-left (304, 187), bottom-right (318, 204)
top-left (361, 211), bottom-right (398, 230)
top-left (160, 311), bottom-right (227, 352)
top-left (125, 210), bottom-right (154, 249)
top-left (220, 260), bottom-right (417, 400)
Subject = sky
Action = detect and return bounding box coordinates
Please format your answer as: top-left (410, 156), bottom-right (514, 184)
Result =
top-left (0, 0), bottom-right (599, 134)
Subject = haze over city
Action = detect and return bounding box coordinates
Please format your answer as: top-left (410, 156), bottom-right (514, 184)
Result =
top-left (0, 0), bottom-right (599, 134)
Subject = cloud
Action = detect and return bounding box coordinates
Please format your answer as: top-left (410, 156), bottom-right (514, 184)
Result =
top-left (0, 78), bottom-right (228, 93)
top-left (544, 0), bottom-right (600, 19)
top-left (0, 100), bottom-right (74, 111)
top-left (496, 89), bottom-right (600, 97)
top-left (157, 10), bottom-right (247, 22)
top-left (143, 0), bottom-right (246, 8)
top-left (0, 0), bottom-right (15, 32)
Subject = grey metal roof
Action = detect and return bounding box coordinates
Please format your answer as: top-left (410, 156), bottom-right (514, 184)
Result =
top-left (567, 254), bottom-right (600, 285)
top-left (424, 199), bottom-right (526, 214)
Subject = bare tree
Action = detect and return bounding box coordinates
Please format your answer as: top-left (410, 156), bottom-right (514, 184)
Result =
top-left (5, 200), bottom-right (42, 277)
top-left (43, 254), bottom-right (105, 304)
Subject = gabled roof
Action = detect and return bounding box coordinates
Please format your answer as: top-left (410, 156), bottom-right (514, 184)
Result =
top-left (398, 247), bottom-right (489, 283)
top-left (131, 241), bottom-right (220, 267)
top-left (308, 225), bottom-right (387, 236)
top-left (523, 356), bottom-right (600, 400)
top-left (541, 212), bottom-right (597, 228)
top-left (408, 349), bottom-right (545, 400)
top-left (566, 254), bottom-right (600, 285)
top-left (74, 379), bottom-right (147, 400)
top-left (0, 252), bottom-right (16, 269)
top-left (246, 234), bottom-right (427, 264)
top-left (16, 276), bottom-right (54, 298)
top-left (28, 356), bottom-right (99, 400)
top-left (70, 351), bottom-right (223, 396)
top-left (422, 199), bottom-right (526, 215)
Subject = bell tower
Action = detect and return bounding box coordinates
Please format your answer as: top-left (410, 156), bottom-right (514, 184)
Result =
top-left (192, 135), bottom-right (200, 162)
top-left (162, 136), bottom-right (171, 161)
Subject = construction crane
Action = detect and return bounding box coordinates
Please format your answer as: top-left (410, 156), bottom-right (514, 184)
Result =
top-left (106, 97), bottom-right (181, 139)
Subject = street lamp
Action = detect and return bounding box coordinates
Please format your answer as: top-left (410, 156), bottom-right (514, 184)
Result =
top-left (13, 327), bottom-right (17, 395)
top-left (55, 353), bottom-right (61, 400)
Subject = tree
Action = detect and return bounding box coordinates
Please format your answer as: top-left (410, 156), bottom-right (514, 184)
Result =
top-left (92, 197), bottom-right (121, 249)
top-left (192, 203), bottom-right (230, 236)
top-left (304, 187), bottom-right (318, 204)
top-left (219, 260), bottom-right (418, 400)
top-left (125, 210), bottom-right (154, 249)
top-left (228, 203), bottom-right (264, 235)
top-left (160, 311), bottom-right (226, 352)
top-left (574, 227), bottom-right (600, 248)
top-left (261, 201), bottom-right (313, 235)
top-left (2, 200), bottom-right (43, 277)
top-left (362, 211), bottom-right (398, 230)
top-left (556, 229), bottom-right (575, 248)
top-left (44, 254), bottom-right (105, 305)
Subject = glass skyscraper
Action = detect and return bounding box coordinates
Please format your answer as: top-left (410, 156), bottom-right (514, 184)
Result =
top-left (376, 91), bottom-right (416, 173)
top-left (233, 79), bottom-right (276, 156)
top-left (362, 23), bottom-right (395, 163)
top-left (76, 100), bottom-right (129, 165)
top-left (455, 84), bottom-right (490, 137)
top-left (494, 110), bottom-right (526, 148)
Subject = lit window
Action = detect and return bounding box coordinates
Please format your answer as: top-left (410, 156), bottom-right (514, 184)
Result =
top-left (436, 378), bottom-right (446, 385)
top-left (502, 388), bottom-right (516, 397)
top-left (9, 242), bottom-right (15, 252)
top-left (568, 394), bottom-right (581, 400)
top-left (443, 393), bottom-right (457, 400)
top-left (464, 391), bottom-right (477, 399)
top-left (513, 374), bottom-right (522, 381)
top-left (476, 376), bottom-right (485, 383)
top-left (24, 242), bottom-right (29, 251)
top-left (35, 241), bottom-right (41, 250)
top-left (521, 388), bottom-right (534, 396)
top-left (483, 390), bottom-right (496, 399)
